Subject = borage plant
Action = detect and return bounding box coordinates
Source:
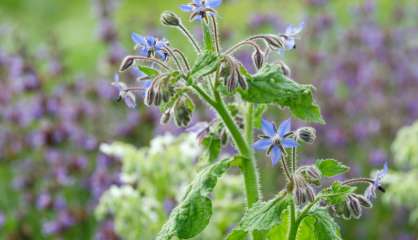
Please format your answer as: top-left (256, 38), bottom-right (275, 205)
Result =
top-left (113, 1), bottom-right (387, 239)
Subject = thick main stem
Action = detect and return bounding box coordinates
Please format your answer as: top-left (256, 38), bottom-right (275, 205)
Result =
top-left (192, 84), bottom-right (261, 239)
top-left (213, 91), bottom-right (260, 207)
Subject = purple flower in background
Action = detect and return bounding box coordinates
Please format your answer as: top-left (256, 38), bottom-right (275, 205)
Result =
top-left (279, 22), bottom-right (304, 54)
top-left (365, 162), bottom-right (388, 200)
top-left (180, 0), bottom-right (222, 21)
top-left (253, 118), bottom-right (298, 165)
top-left (131, 33), bottom-right (169, 61)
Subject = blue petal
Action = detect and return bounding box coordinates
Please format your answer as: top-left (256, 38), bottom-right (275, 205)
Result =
top-left (155, 40), bottom-right (167, 50)
top-left (192, 15), bottom-right (203, 21)
top-left (155, 50), bottom-right (167, 61)
top-left (146, 36), bottom-right (156, 46)
top-left (271, 146), bottom-right (282, 165)
top-left (285, 22), bottom-right (304, 36)
top-left (143, 80), bottom-right (152, 89)
top-left (124, 92), bottom-right (137, 109)
top-left (261, 118), bottom-right (276, 137)
top-left (278, 118), bottom-right (291, 137)
top-left (285, 38), bottom-right (296, 50)
top-left (364, 185), bottom-right (376, 201)
top-left (253, 139), bottom-right (272, 151)
top-left (282, 138), bottom-right (298, 148)
top-left (180, 4), bottom-right (193, 12)
top-left (193, 0), bottom-right (202, 4)
top-left (138, 47), bottom-right (148, 56)
top-left (131, 32), bottom-right (146, 45)
top-left (374, 162), bottom-right (388, 186)
top-left (207, 0), bottom-right (222, 8)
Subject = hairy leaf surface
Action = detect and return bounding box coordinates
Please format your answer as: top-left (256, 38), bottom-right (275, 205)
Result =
top-left (156, 158), bottom-right (232, 240)
top-left (315, 159), bottom-right (350, 177)
top-left (239, 64), bottom-right (324, 123)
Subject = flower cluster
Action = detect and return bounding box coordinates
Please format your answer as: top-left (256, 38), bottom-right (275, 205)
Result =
top-left (104, 1), bottom-right (392, 239)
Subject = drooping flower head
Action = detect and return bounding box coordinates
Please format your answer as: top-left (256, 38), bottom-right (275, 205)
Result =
top-left (180, 0), bottom-right (222, 21)
top-left (131, 33), bottom-right (169, 61)
top-left (112, 69), bottom-right (151, 109)
top-left (253, 118), bottom-right (298, 165)
top-left (279, 21), bottom-right (304, 55)
top-left (364, 162), bottom-right (388, 200)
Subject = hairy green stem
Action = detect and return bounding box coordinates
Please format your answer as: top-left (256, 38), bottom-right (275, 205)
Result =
top-left (288, 198), bottom-right (297, 240)
top-left (213, 91), bottom-right (260, 206)
top-left (210, 15), bottom-right (221, 54)
top-left (291, 147), bottom-right (296, 173)
top-left (178, 23), bottom-right (201, 53)
top-left (192, 83), bottom-right (261, 239)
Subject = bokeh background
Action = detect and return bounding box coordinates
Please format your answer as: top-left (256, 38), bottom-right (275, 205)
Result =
top-left (1, 0), bottom-right (417, 239)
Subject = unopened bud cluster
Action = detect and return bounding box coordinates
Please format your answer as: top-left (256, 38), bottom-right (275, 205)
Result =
top-left (330, 193), bottom-right (372, 220)
top-left (220, 56), bottom-right (248, 92)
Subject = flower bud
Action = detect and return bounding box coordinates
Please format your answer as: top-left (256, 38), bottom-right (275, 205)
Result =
top-left (174, 97), bottom-right (194, 128)
top-left (353, 194), bottom-right (372, 208)
top-left (293, 175), bottom-right (316, 205)
top-left (297, 165), bottom-right (321, 185)
top-left (161, 11), bottom-right (181, 27)
top-left (120, 56), bottom-right (135, 72)
top-left (346, 195), bottom-right (362, 219)
top-left (277, 60), bottom-right (291, 78)
top-left (264, 35), bottom-right (285, 49)
top-left (236, 68), bottom-right (248, 90)
top-left (145, 87), bottom-right (154, 106)
top-left (252, 49), bottom-right (264, 70)
top-left (160, 109), bottom-right (171, 125)
top-left (295, 127), bottom-right (316, 144)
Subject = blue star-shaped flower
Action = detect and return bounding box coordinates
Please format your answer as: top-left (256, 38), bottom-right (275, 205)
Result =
top-left (180, 0), bottom-right (222, 21)
top-left (364, 162), bottom-right (388, 200)
top-left (253, 118), bottom-right (298, 165)
top-left (279, 21), bottom-right (304, 55)
top-left (131, 33), bottom-right (169, 61)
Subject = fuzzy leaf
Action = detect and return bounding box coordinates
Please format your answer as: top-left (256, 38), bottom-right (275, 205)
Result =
top-left (202, 20), bottom-right (215, 52)
top-left (156, 158), bottom-right (232, 240)
top-left (253, 104), bottom-right (268, 129)
top-left (201, 134), bottom-right (222, 163)
top-left (297, 208), bottom-right (342, 240)
top-left (239, 64), bottom-right (324, 123)
top-left (315, 159), bottom-right (350, 177)
top-left (266, 210), bottom-right (290, 240)
top-left (322, 181), bottom-right (356, 205)
top-left (226, 195), bottom-right (290, 239)
top-left (190, 51), bottom-right (220, 79)
top-left (138, 65), bottom-right (159, 77)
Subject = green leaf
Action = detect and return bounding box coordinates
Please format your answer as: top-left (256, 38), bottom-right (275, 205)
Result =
top-left (201, 133), bottom-right (222, 163)
top-left (239, 64), bottom-right (324, 123)
top-left (190, 51), bottom-right (220, 79)
top-left (157, 158), bottom-right (232, 240)
top-left (266, 210), bottom-right (290, 240)
top-left (322, 181), bottom-right (356, 205)
top-left (202, 20), bottom-right (214, 52)
top-left (296, 208), bottom-right (342, 240)
top-left (315, 159), bottom-right (350, 177)
top-left (226, 195), bottom-right (290, 239)
top-left (253, 104), bottom-right (268, 129)
top-left (138, 65), bottom-right (159, 77)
